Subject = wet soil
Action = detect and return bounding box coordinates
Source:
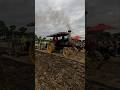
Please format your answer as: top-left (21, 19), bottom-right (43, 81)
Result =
top-left (35, 51), bottom-right (85, 90)
top-left (0, 56), bottom-right (34, 90)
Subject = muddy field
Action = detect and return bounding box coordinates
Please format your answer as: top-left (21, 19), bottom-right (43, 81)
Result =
top-left (1, 47), bottom-right (119, 90)
top-left (35, 51), bottom-right (85, 90)
top-left (86, 56), bottom-right (120, 90)
top-left (36, 50), bottom-right (120, 90)
top-left (0, 56), bottom-right (34, 90)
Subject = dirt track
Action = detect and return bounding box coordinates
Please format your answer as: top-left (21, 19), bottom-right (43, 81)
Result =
top-left (36, 51), bottom-right (120, 90)
top-left (0, 56), bottom-right (34, 90)
top-left (86, 56), bottom-right (120, 90)
top-left (35, 51), bottom-right (85, 90)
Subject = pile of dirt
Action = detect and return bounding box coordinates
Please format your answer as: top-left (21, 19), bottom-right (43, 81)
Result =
top-left (35, 51), bottom-right (85, 90)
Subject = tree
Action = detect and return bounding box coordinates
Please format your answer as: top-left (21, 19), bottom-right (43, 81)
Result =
top-left (38, 36), bottom-right (42, 49)
top-left (19, 27), bottom-right (28, 51)
top-left (9, 25), bottom-right (16, 53)
top-left (42, 37), bottom-right (46, 41)
top-left (9, 25), bottom-right (16, 39)
top-left (27, 22), bottom-right (35, 27)
top-left (35, 34), bottom-right (38, 41)
top-left (19, 27), bottom-right (27, 34)
top-left (0, 20), bottom-right (8, 40)
top-left (9, 25), bottom-right (16, 31)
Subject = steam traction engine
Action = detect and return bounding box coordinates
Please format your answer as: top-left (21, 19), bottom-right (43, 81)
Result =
top-left (47, 30), bottom-right (82, 57)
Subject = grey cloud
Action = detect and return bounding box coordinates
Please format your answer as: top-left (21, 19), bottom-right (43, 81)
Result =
top-left (36, 0), bottom-right (85, 37)
top-left (86, 0), bottom-right (120, 28)
top-left (0, 0), bottom-right (34, 26)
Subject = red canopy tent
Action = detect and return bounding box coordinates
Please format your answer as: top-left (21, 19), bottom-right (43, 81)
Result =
top-left (71, 35), bottom-right (81, 40)
top-left (87, 24), bottom-right (113, 32)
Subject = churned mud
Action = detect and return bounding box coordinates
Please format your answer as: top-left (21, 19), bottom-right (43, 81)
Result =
top-left (0, 56), bottom-right (34, 90)
top-left (35, 51), bottom-right (85, 90)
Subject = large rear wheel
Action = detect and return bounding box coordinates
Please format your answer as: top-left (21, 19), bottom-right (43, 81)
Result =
top-left (63, 47), bottom-right (79, 57)
top-left (47, 43), bottom-right (54, 53)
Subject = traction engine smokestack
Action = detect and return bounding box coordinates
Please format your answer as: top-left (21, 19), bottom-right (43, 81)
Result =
top-left (68, 30), bottom-right (71, 42)
top-left (66, 24), bottom-right (71, 42)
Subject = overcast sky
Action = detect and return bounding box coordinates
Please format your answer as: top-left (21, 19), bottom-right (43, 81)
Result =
top-left (35, 0), bottom-right (85, 38)
top-left (0, 0), bottom-right (34, 27)
top-left (86, 0), bottom-right (120, 33)
top-left (0, 0), bottom-right (119, 36)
